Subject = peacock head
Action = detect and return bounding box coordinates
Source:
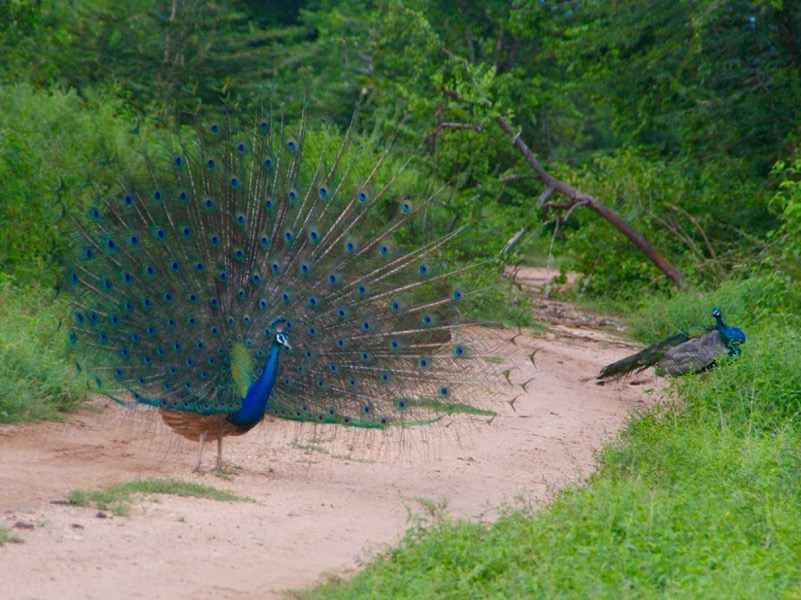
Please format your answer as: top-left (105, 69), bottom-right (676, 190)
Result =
top-left (275, 331), bottom-right (292, 352)
top-left (271, 318), bottom-right (292, 352)
top-left (711, 307), bottom-right (745, 352)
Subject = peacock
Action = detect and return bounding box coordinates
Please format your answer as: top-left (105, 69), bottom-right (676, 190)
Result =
top-left (64, 108), bottom-right (499, 472)
top-left (597, 308), bottom-right (745, 381)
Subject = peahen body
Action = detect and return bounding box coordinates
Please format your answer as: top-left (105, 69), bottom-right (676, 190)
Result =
top-left (597, 308), bottom-right (745, 381)
top-left (65, 110), bottom-right (497, 471)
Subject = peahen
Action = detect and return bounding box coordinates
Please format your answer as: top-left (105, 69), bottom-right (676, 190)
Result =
top-left (597, 308), bottom-right (745, 381)
top-left (65, 110), bottom-right (498, 472)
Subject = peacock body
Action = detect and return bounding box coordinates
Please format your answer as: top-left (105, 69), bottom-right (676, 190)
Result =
top-left (65, 109), bottom-right (497, 471)
top-left (597, 308), bottom-right (745, 381)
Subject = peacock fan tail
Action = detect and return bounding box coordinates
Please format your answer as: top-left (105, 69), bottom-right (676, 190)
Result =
top-left (64, 109), bottom-right (505, 472)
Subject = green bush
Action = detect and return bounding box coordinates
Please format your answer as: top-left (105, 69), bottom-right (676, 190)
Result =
top-left (625, 274), bottom-right (797, 344)
top-left (0, 83), bottom-right (137, 285)
top-left (771, 158), bottom-right (801, 279)
top-left (0, 279), bottom-right (89, 423)
top-left (558, 149), bottom-right (769, 302)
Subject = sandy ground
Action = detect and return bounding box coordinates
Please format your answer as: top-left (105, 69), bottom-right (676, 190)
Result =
top-left (0, 267), bottom-right (663, 600)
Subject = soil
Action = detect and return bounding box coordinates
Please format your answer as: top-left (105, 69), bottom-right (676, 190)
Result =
top-left (0, 267), bottom-right (662, 600)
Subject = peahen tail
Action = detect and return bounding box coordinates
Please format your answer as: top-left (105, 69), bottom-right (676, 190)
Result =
top-left (64, 106), bottom-right (501, 469)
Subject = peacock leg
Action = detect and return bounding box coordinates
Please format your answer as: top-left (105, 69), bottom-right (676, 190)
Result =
top-left (215, 434), bottom-right (223, 473)
top-left (194, 431), bottom-right (207, 473)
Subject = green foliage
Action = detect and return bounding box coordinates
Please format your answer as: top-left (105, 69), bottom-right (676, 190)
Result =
top-left (305, 0), bottom-right (585, 269)
top-left (0, 526), bottom-right (24, 546)
top-left (0, 280), bottom-right (89, 424)
top-left (0, 0), bottom-right (797, 306)
top-left (558, 148), bottom-right (773, 301)
top-left (305, 1), bottom-right (790, 300)
top-left (562, 0), bottom-right (801, 178)
top-left (626, 274), bottom-right (797, 343)
top-left (67, 477), bottom-right (253, 516)
top-left (770, 158), bottom-right (801, 278)
top-left (1, 0), bottom-right (316, 120)
top-left (3, 0), bottom-right (794, 305)
top-left (0, 83), bottom-right (138, 285)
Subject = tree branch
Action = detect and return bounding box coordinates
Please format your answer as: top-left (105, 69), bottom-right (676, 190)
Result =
top-left (424, 122), bottom-right (483, 145)
top-left (667, 204), bottom-right (717, 260)
top-left (440, 47), bottom-right (687, 288)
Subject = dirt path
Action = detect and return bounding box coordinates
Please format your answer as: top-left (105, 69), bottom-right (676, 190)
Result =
top-left (0, 268), bottom-right (660, 600)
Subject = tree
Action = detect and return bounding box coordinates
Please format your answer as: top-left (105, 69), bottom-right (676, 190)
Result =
top-left (2, 0), bottom-right (318, 121)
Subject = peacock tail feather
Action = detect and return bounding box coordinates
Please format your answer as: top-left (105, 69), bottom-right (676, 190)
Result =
top-left (598, 307), bottom-right (745, 381)
top-left (64, 107), bottom-right (501, 465)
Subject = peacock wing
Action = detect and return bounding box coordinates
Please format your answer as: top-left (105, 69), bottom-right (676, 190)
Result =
top-left (657, 330), bottom-right (728, 376)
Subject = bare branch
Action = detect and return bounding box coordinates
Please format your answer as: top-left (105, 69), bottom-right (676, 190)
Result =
top-left (502, 226), bottom-right (530, 255)
top-left (436, 122), bottom-right (483, 132)
top-left (499, 174), bottom-right (530, 184)
top-left (424, 122), bottom-right (483, 148)
top-left (542, 201), bottom-right (580, 211)
top-left (538, 186), bottom-right (555, 208)
top-left (563, 199), bottom-right (590, 222)
top-left (440, 47), bottom-right (687, 288)
top-left (667, 204), bottom-right (717, 260)
top-left (502, 186), bottom-right (555, 254)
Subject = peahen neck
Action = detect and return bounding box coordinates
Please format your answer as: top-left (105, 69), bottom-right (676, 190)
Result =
top-left (228, 342), bottom-right (282, 427)
top-left (714, 313), bottom-right (746, 356)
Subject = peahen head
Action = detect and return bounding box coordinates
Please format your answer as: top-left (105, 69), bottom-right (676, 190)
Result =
top-left (711, 307), bottom-right (746, 355)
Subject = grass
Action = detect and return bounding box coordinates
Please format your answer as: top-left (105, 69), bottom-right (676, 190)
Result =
top-left (0, 526), bottom-right (24, 546)
top-left (301, 276), bottom-right (801, 598)
top-left (0, 280), bottom-right (90, 423)
top-left (67, 477), bottom-right (253, 516)
top-left (305, 423), bottom-right (801, 598)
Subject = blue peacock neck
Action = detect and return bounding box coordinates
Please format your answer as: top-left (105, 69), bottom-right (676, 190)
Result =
top-left (228, 341), bottom-right (282, 427)
top-left (714, 312), bottom-right (746, 356)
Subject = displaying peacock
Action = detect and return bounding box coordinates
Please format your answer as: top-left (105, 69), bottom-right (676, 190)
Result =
top-left (597, 308), bottom-right (745, 381)
top-left (64, 108), bottom-right (499, 472)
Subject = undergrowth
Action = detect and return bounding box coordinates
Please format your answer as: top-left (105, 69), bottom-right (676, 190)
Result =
top-left (0, 279), bottom-right (89, 423)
